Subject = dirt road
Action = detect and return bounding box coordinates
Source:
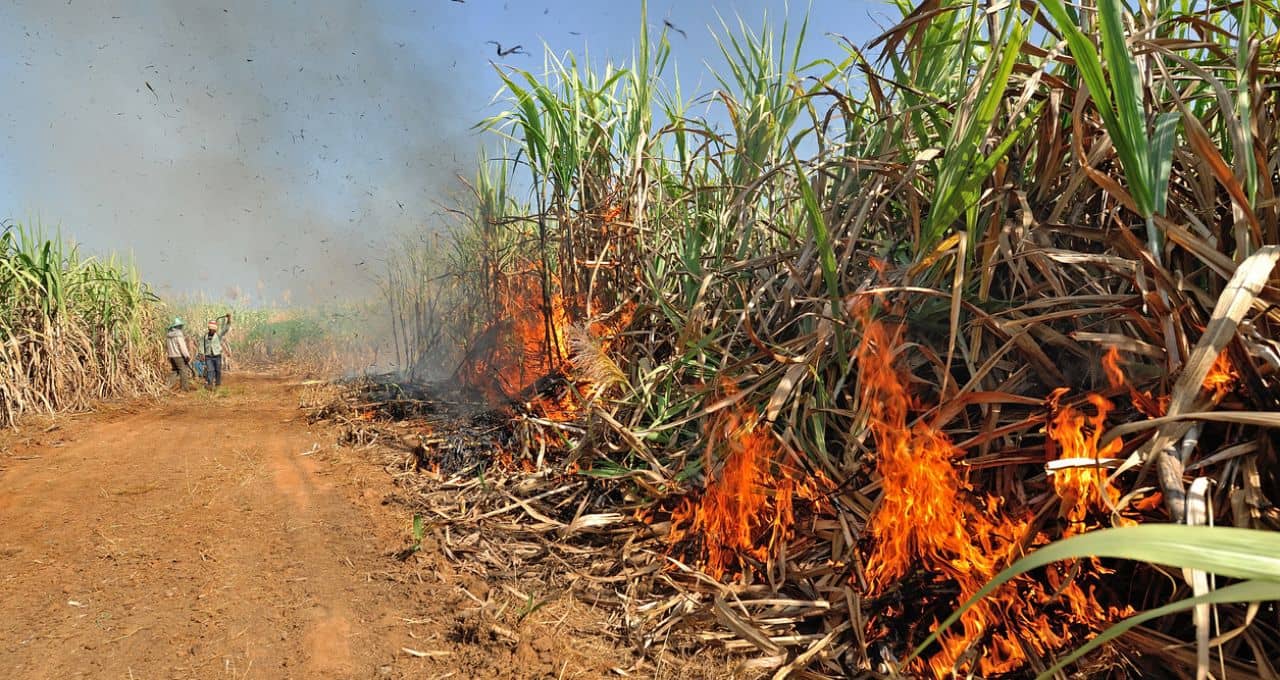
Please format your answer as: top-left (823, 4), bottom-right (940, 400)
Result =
top-left (0, 375), bottom-right (515, 679)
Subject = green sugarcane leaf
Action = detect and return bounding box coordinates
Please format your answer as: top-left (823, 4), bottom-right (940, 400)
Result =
top-left (1149, 111), bottom-right (1180, 216)
top-left (792, 156), bottom-right (839, 312)
top-left (1236, 0), bottom-right (1258, 203)
top-left (1098, 0), bottom-right (1154, 216)
top-left (1039, 0), bottom-right (1146, 218)
top-left (924, 13), bottom-right (1026, 244)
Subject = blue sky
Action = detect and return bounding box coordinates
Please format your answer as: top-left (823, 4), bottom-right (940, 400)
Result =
top-left (0, 0), bottom-right (893, 304)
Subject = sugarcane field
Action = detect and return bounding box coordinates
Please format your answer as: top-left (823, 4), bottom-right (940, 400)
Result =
top-left (3, 0), bottom-right (1280, 678)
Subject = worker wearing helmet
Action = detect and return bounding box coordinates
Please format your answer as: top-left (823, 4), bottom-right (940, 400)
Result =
top-left (164, 317), bottom-right (194, 390)
top-left (199, 313), bottom-right (232, 389)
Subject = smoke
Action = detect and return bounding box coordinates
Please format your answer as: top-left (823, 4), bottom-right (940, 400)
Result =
top-left (1, 0), bottom-right (479, 304)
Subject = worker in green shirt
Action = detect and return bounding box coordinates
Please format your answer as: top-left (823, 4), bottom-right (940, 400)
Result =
top-left (199, 313), bottom-right (232, 388)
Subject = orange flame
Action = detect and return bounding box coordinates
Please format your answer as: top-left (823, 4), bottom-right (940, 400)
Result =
top-left (1102, 347), bottom-right (1167, 417)
top-left (457, 269), bottom-right (573, 401)
top-left (665, 398), bottom-right (828, 580)
top-left (459, 266), bottom-right (633, 427)
top-left (1202, 350), bottom-right (1236, 400)
top-left (858, 319), bottom-right (1035, 676)
top-left (859, 320), bottom-right (1130, 676)
top-left (1101, 347), bottom-right (1126, 389)
top-left (601, 203), bottom-right (624, 224)
top-left (1046, 389), bottom-right (1132, 529)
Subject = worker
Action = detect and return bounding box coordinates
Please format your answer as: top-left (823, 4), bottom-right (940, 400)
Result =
top-left (164, 317), bottom-right (194, 390)
top-left (199, 313), bottom-right (232, 389)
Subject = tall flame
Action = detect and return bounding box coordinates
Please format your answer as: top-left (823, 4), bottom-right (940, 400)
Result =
top-left (858, 319), bottom-right (1032, 675)
top-left (858, 321), bottom-right (1131, 676)
top-left (665, 398), bottom-right (828, 580)
top-left (458, 266), bottom-right (632, 420)
top-left (1046, 389), bottom-right (1131, 529)
top-left (457, 269), bottom-right (572, 401)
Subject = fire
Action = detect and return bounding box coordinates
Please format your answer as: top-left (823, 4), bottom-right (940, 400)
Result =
top-left (458, 265), bottom-right (634, 426)
top-left (665, 398), bottom-right (828, 580)
top-left (523, 301), bottom-right (635, 423)
top-left (858, 320), bottom-right (1130, 677)
top-left (601, 203), bottom-right (623, 224)
top-left (452, 264), bottom-right (639, 471)
top-left (1045, 389), bottom-right (1131, 529)
top-left (1202, 350), bottom-right (1236, 400)
top-left (858, 319), bottom-right (1033, 676)
top-left (1101, 347), bottom-right (1166, 417)
top-left (457, 268), bottom-right (573, 402)
top-left (1101, 347), bottom-right (1126, 389)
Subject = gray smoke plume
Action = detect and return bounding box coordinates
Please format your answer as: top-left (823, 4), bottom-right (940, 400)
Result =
top-left (1, 0), bottom-right (480, 304)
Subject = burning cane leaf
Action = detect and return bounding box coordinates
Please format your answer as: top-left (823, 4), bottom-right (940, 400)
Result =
top-left (913, 526), bottom-right (1280, 668)
top-left (1039, 580), bottom-right (1280, 679)
top-left (1108, 246), bottom-right (1280, 459)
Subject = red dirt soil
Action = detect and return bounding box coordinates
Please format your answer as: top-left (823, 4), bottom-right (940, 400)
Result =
top-left (0, 374), bottom-right (654, 679)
